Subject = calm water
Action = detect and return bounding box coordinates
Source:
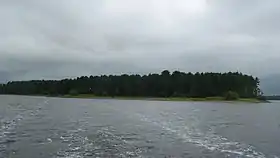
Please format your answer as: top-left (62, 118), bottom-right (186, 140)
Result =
top-left (0, 95), bottom-right (280, 158)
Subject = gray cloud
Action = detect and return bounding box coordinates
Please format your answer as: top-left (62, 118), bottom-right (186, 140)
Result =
top-left (1, 0), bottom-right (280, 81)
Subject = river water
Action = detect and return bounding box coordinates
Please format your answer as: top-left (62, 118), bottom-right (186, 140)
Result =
top-left (0, 95), bottom-right (280, 158)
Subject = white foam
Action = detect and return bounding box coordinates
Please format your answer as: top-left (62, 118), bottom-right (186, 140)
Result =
top-left (56, 125), bottom-right (147, 158)
top-left (47, 138), bottom-right (52, 143)
top-left (137, 113), bottom-right (269, 158)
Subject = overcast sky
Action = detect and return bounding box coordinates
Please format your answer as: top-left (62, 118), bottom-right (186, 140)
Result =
top-left (1, 0), bottom-right (280, 81)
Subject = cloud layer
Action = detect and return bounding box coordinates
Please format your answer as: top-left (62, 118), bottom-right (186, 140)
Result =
top-left (1, 0), bottom-right (280, 81)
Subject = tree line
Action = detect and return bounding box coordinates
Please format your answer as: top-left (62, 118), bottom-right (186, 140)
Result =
top-left (0, 70), bottom-right (261, 98)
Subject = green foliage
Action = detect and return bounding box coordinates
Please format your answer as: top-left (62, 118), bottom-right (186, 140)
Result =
top-left (0, 71), bottom-right (261, 99)
top-left (69, 89), bottom-right (78, 96)
top-left (224, 91), bottom-right (239, 100)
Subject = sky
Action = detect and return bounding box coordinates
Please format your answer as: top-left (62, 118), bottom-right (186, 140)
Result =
top-left (1, 0), bottom-right (280, 82)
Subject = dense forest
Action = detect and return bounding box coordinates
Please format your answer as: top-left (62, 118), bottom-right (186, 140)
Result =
top-left (0, 71), bottom-right (262, 99)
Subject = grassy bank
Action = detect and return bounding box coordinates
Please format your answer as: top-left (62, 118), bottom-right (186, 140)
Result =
top-left (62, 94), bottom-right (262, 103)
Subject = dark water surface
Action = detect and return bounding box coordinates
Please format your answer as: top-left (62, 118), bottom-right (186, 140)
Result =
top-left (0, 95), bottom-right (280, 158)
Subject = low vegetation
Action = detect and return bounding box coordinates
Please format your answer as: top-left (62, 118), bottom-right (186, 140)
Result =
top-left (62, 94), bottom-right (260, 103)
top-left (68, 89), bottom-right (78, 96)
top-left (224, 91), bottom-right (239, 100)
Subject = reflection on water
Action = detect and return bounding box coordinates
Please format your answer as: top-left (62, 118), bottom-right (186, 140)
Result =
top-left (0, 95), bottom-right (280, 158)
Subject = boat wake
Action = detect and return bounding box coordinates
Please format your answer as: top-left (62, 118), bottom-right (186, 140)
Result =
top-left (136, 113), bottom-right (271, 158)
top-left (0, 99), bottom-right (49, 157)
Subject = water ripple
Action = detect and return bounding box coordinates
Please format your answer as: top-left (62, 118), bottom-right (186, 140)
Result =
top-left (136, 113), bottom-right (269, 158)
top-left (0, 99), bottom-right (49, 157)
top-left (56, 126), bottom-right (148, 158)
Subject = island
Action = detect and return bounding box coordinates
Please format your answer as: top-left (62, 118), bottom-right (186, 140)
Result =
top-left (0, 70), bottom-right (265, 102)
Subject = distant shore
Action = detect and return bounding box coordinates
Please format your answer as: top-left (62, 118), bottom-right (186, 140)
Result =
top-left (0, 94), bottom-right (268, 103)
top-left (60, 94), bottom-right (265, 103)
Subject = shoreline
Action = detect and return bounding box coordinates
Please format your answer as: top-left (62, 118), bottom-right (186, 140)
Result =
top-left (0, 94), bottom-right (268, 103)
top-left (61, 94), bottom-right (265, 103)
